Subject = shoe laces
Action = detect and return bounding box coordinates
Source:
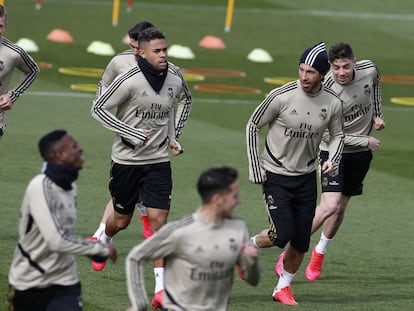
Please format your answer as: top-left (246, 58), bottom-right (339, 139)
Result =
top-left (310, 250), bottom-right (324, 270)
top-left (283, 286), bottom-right (294, 297)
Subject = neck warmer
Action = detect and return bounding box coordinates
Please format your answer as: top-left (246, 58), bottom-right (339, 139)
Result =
top-left (44, 163), bottom-right (79, 190)
top-left (138, 57), bottom-right (168, 93)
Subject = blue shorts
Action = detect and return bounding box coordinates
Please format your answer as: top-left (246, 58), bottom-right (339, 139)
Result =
top-left (109, 161), bottom-right (172, 214)
top-left (320, 150), bottom-right (372, 196)
top-left (263, 171), bottom-right (317, 253)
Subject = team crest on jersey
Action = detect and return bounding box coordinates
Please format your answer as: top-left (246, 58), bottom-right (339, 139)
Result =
top-left (322, 177), bottom-right (328, 187)
top-left (229, 238), bottom-right (238, 252)
top-left (364, 85), bottom-right (371, 96)
top-left (0, 61), bottom-right (4, 71)
top-left (168, 87), bottom-right (173, 100)
top-left (195, 246), bottom-right (204, 253)
top-left (319, 108), bottom-right (327, 120)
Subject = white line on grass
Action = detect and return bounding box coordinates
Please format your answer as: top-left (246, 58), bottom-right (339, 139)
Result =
top-left (30, 0), bottom-right (414, 21)
top-left (27, 91), bottom-right (414, 111)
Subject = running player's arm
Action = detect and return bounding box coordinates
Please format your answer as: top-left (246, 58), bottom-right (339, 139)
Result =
top-left (167, 105), bottom-right (183, 155)
top-left (344, 134), bottom-right (369, 148)
top-left (126, 222), bottom-right (179, 311)
top-left (372, 62), bottom-right (384, 121)
top-left (372, 65), bottom-right (386, 130)
top-left (97, 56), bottom-right (123, 98)
top-left (169, 64), bottom-right (192, 140)
top-left (326, 98), bottom-right (344, 171)
top-left (91, 69), bottom-right (148, 145)
top-left (237, 224), bottom-right (261, 286)
top-left (8, 44), bottom-right (39, 103)
top-left (246, 89), bottom-right (281, 184)
top-left (28, 177), bottom-right (109, 257)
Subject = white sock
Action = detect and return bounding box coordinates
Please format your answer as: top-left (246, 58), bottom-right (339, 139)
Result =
top-left (250, 235), bottom-right (259, 248)
top-left (154, 267), bottom-right (164, 293)
top-left (93, 223), bottom-right (106, 238)
top-left (315, 232), bottom-right (333, 254)
top-left (135, 201), bottom-right (147, 216)
top-left (99, 231), bottom-right (112, 244)
top-left (275, 268), bottom-right (296, 292)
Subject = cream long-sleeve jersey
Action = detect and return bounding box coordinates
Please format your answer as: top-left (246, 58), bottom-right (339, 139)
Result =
top-left (0, 36), bottom-right (39, 129)
top-left (92, 65), bottom-right (183, 165)
top-left (247, 80), bottom-right (344, 182)
top-left (126, 210), bottom-right (261, 311)
top-left (0, 37), bottom-right (39, 101)
top-left (321, 60), bottom-right (383, 153)
top-left (95, 50), bottom-right (192, 140)
top-left (8, 174), bottom-right (109, 290)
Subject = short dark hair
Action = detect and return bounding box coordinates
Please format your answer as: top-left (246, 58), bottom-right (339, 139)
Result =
top-left (329, 42), bottom-right (354, 62)
top-left (128, 21), bottom-right (154, 41)
top-left (0, 5), bottom-right (8, 24)
top-left (38, 130), bottom-right (67, 161)
top-left (197, 167), bottom-right (238, 203)
top-left (137, 27), bottom-right (165, 44)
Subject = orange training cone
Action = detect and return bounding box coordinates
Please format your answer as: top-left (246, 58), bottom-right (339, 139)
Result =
top-left (47, 29), bottom-right (73, 43)
top-left (199, 35), bottom-right (226, 49)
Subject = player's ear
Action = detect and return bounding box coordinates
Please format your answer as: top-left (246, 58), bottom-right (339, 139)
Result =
top-left (210, 193), bottom-right (221, 205)
top-left (211, 193), bottom-right (224, 206)
top-left (55, 149), bottom-right (67, 163)
top-left (138, 41), bottom-right (147, 57)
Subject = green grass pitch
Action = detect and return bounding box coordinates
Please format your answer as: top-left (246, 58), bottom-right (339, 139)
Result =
top-left (1, 0), bottom-right (413, 310)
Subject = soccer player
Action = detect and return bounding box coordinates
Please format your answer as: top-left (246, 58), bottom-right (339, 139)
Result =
top-left (0, 5), bottom-right (39, 140)
top-left (8, 130), bottom-right (117, 311)
top-left (90, 22), bottom-right (192, 307)
top-left (303, 42), bottom-right (385, 280)
top-left (91, 27), bottom-right (184, 309)
top-left (246, 42), bottom-right (344, 305)
top-left (125, 167), bottom-right (261, 311)
top-left (91, 21), bottom-right (191, 247)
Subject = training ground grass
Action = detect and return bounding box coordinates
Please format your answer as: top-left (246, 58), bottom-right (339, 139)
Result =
top-left (1, 1), bottom-right (414, 310)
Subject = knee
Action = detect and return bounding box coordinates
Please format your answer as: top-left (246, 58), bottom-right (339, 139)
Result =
top-left (113, 216), bottom-right (132, 231)
top-left (319, 200), bottom-right (342, 216)
top-left (329, 202), bottom-right (346, 215)
top-left (149, 219), bottom-right (163, 233)
top-left (148, 211), bottom-right (169, 233)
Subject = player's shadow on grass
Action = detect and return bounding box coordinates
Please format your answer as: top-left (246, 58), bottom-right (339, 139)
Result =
top-left (301, 274), bottom-right (414, 304)
top-left (302, 291), bottom-right (413, 304)
top-left (230, 292), bottom-right (271, 304)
